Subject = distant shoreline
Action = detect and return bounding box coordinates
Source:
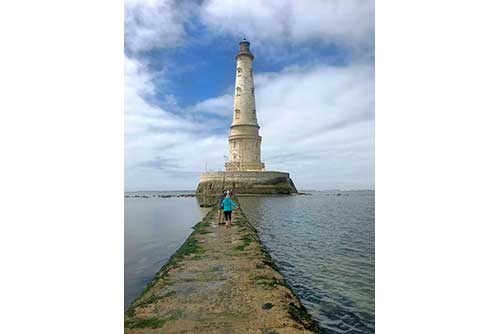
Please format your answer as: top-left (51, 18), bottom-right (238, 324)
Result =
top-left (125, 189), bottom-right (375, 194)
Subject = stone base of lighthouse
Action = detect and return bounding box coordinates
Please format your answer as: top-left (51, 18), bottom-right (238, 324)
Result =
top-left (196, 171), bottom-right (297, 195)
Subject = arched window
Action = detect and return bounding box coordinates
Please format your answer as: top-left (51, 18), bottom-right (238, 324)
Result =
top-left (236, 87), bottom-right (242, 96)
top-left (235, 109), bottom-right (240, 119)
top-left (237, 68), bottom-right (242, 76)
top-left (252, 109), bottom-right (256, 115)
top-left (251, 87), bottom-right (255, 96)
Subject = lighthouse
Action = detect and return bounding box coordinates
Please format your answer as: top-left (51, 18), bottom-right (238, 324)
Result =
top-left (196, 39), bottom-right (297, 195)
top-left (225, 39), bottom-right (265, 172)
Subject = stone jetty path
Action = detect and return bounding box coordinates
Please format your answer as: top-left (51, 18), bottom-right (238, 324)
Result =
top-left (125, 203), bottom-right (318, 334)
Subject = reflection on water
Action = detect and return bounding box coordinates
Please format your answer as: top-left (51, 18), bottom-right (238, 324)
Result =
top-left (124, 194), bottom-right (209, 309)
top-left (239, 191), bottom-right (375, 334)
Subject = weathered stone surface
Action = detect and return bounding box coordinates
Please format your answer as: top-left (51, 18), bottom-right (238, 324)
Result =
top-left (226, 39), bottom-right (265, 172)
top-left (125, 205), bottom-right (317, 333)
top-left (196, 171), bottom-right (297, 195)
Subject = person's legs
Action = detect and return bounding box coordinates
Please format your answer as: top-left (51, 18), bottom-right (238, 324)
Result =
top-left (227, 211), bottom-right (232, 228)
top-left (224, 211), bottom-right (230, 226)
top-left (218, 209), bottom-right (223, 224)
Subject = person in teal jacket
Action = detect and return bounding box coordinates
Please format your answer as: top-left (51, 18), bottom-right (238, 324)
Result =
top-left (217, 190), bottom-right (227, 224)
top-left (222, 194), bottom-right (238, 228)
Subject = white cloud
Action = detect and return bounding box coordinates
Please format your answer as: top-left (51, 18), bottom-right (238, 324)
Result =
top-left (190, 94), bottom-right (233, 117)
top-left (125, 56), bottom-right (227, 191)
top-left (124, 0), bottom-right (374, 54)
top-left (254, 64), bottom-right (374, 189)
top-left (125, 0), bottom-right (194, 52)
top-left (200, 0), bottom-right (374, 47)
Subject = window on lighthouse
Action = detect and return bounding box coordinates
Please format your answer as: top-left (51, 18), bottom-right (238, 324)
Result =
top-left (235, 109), bottom-right (240, 119)
top-left (236, 87), bottom-right (241, 96)
top-left (237, 68), bottom-right (242, 76)
top-left (251, 88), bottom-right (255, 96)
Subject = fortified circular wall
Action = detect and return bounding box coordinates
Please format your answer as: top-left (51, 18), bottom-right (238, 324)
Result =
top-left (196, 171), bottom-right (297, 195)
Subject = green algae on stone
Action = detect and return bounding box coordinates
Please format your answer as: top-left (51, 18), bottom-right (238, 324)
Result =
top-left (125, 317), bottom-right (166, 329)
top-left (173, 235), bottom-right (204, 259)
top-left (136, 293), bottom-right (161, 307)
top-left (287, 302), bottom-right (319, 332)
top-left (255, 277), bottom-right (279, 289)
top-left (192, 220), bottom-right (211, 234)
top-left (235, 234), bottom-right (256, 251)
top-left (164, 309), bottom-right (183, 321)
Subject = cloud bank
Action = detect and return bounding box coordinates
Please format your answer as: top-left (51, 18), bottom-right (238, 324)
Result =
top-left (125, 0), bottom-right (195, 53)
top-left (200, 0), bottom-right (374, 47)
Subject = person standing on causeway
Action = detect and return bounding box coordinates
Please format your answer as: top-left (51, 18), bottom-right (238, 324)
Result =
top-left (222, 193), bottom-right (238, 228)
top-left (218, 190), bottom-right (227, 224)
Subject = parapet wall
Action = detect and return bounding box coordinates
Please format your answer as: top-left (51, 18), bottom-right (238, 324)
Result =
top-left (196, 171), bottom-right (297, 195)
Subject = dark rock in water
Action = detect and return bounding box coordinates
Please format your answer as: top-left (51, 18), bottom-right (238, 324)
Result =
top-left (337, 193), bottom-right (341, 196)
top-left (141, 195), bottom-right (149, 198)
top-left (199, 204), bottom-right (214, 208)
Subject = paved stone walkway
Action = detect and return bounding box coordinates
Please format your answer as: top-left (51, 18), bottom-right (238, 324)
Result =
top-left (125, 205), bottom-right (318, 334)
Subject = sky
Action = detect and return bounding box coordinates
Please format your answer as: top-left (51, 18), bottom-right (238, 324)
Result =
top-left (125, 0), bottom-right (374, 191)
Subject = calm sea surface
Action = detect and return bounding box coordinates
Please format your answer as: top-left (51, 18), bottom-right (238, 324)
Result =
top-left (124, 190), bottom-right (374, 333)
top-left (124, 192), bottom-right (209, 309)
top-left (239, 191), bottom-right (375, 334)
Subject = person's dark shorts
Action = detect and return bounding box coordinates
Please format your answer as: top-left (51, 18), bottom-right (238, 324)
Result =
top-left (224, 211), bottom-right (232, 220)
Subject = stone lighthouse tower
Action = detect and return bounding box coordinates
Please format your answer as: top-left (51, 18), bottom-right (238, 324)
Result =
top-left (196, 39), bottom-right (297, 195)
top-left (225, 39), bottom-right (265, 172)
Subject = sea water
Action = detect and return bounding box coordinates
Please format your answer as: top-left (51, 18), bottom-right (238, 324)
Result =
top-left (239, 191), bottom-right (375, 334)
